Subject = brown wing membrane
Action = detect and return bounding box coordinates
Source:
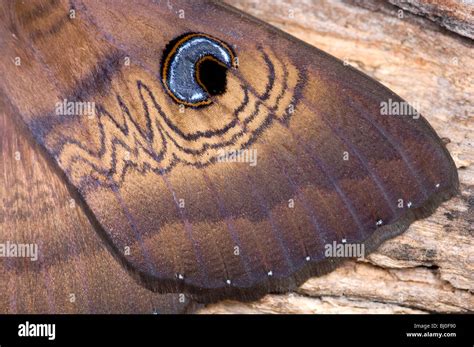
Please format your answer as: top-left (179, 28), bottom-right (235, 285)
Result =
top-left (0, 94), bottom-right (195, 313)
top-left (0, 0), bottom-right (458, 303)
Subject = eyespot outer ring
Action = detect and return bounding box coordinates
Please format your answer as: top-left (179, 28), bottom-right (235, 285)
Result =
top-left (161, 33), bottom-right (238, 107)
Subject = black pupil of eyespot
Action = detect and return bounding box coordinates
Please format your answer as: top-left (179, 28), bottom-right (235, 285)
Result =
top-left (198, 59), bottom-right (228, 96)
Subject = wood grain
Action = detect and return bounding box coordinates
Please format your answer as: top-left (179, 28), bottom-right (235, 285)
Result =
top-left (201, 0), bottom-right (473, 313)
top-left (388, 0), bottom-right (474, 39)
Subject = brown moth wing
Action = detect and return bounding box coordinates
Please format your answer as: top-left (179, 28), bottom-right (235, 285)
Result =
top-left (0, 94), bottom-right (195, 313)
top-left (0, 0), bottom-right (458, 302)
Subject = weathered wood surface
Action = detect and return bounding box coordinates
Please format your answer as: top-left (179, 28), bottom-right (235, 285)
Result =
top-left (388, 0), bottom-right (474, 39)
top-left (200, 0), bottom-right (473, 313)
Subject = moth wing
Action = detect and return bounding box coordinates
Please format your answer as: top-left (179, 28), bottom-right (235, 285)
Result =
top-left (0, 0), bottom-right (458, 302)
top-left (0, 96), bottom-right (194, 313)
